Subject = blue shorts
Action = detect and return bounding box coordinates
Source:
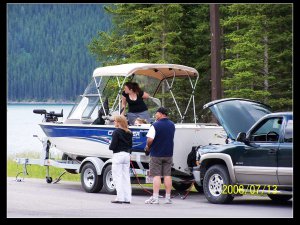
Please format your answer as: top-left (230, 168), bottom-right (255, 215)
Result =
top-left (127, 110), bottom-right (150, 125)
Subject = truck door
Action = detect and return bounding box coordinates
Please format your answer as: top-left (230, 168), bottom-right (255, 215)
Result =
top-left (277, 117), bottom-right (293, 185)
top-left (237, 117), bottom-right (282, 185)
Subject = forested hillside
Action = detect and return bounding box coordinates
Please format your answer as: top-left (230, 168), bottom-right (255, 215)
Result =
top-left (7, 4), bottom-right (111, 101)
top-left (89, 4), bottom-right (292, 112)
top-left (7, 4), bottom-right (292, 113)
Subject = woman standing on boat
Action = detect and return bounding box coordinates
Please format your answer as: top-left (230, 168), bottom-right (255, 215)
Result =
top-left (109, 115), bottom-right (133, 204)
top-left (121, 82), bottom-right (151, 125)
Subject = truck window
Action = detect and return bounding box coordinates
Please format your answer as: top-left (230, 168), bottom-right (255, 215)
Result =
top-left (284, 119), bottom-right (293, 143)
top-left (250, 117), bottom-right (282, 142)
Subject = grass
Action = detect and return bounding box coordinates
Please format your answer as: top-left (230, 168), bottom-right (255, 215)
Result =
top-left (7, 151), bottom-right (198, 192)
top-left (7, 151), bottom-right (80, 182)
top-left (7, 155), bottom-right (270, 197)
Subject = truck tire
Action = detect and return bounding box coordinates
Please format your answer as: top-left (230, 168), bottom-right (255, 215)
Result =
top-left (102, 165), bottom-right (116, 195)
top-left (62, 153), bottom-right (77, 174)
top-left (203, 164), bottom-right (234, 204)
top-left (267, 194), bottom-right (292, 202)
top-left (81, 162), bottom-right (103, 193)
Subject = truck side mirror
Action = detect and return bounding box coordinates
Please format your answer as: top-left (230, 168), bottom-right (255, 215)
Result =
top-left (236, 132), bottom-right (246, 142)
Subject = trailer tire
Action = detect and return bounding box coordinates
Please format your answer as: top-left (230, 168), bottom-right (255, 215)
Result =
top-left (102, 165), bottom-right (116, 195)
top-left (81, 162), bottom-right (103, 193)
top-left (62, 153), bottom-right (77, 174)
top-left (203, 164), bottom-right (234, 204)
top-left (172, 181), bottom-right (192, 191)
top-left (194, 182), bottom-right (203, 193)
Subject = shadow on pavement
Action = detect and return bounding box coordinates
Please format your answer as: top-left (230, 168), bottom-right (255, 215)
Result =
top-left (231, 198), bottom-right (293, 207)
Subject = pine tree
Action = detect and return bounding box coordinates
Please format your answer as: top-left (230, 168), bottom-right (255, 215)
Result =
top-left (88, 4), bottom-right (184, 65)
top-left (220, 4), bottom-right (292, 111)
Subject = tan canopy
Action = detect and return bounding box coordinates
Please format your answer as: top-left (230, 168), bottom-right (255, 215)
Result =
top-left (92, 63), bottom-right (198, 80)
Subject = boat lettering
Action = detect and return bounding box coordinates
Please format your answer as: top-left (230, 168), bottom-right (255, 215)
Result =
top-left (108, 130), bottom-right (114, 135)
top-left (132, 131), bottom-right (140, 138)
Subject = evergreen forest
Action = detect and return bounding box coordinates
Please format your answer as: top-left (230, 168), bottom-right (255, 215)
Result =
top-left (7, 4), bottom-right (111, 102)
top-left (8, 3), bottom-right (292, 114)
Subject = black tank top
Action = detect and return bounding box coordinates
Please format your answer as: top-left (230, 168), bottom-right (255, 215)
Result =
top-left (122, 90), bottom-right (148, 113)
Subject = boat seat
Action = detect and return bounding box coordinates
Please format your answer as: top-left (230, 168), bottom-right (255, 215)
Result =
top-left (64, 118), bottom-right (94, 124)
top-left (81, 119), bottom-right (94, 124)
top-left (64, 119), bottom-right (81, 124)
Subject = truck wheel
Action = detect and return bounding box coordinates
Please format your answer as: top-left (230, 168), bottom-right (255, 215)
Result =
top-left (194, 182), bottom-right (203, 193)
top-left (81, 162), bottom-right (103, 193)
top-left (102, 165), bottom-right (116, 195)
top-left (172, 181), bottom-right (192, 191)
top-left (267, 194), bottom-right (292, 202)
top-left (62, 153), bottom-right (77, 174)
top-left (203, 164), bottom-right (234, 204)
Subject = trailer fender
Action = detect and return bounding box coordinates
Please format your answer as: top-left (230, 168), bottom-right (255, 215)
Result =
top-left (199, 153), bottom-right (236, 183)
top-left (79, 157), bottom-right (105, 175)
top-left (103, 159), bottom-right (113, 166)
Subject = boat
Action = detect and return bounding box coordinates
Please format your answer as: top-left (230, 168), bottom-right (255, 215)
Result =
top-left (32, 63), bottom-right (227, 192)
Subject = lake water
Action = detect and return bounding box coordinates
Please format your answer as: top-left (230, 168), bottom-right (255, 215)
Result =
top-left (7, 103), bottom-right (74, 158)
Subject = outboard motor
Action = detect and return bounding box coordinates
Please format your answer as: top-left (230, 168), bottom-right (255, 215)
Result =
top-left (33, 109), bottom-right (63, 122)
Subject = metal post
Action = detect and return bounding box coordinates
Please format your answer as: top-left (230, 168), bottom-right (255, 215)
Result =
top-left (210, 4), bottom-right (222, 101)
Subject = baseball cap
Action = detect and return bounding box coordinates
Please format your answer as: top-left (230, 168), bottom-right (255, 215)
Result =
top-left (156, 107), bottom-right (168, 116)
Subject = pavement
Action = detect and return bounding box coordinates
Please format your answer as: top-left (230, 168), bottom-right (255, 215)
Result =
top-left (6, 177), bottom-right (293, 218)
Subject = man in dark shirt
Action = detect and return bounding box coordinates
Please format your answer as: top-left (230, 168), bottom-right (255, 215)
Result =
top-left (144, 107), bottom-right (175, 204)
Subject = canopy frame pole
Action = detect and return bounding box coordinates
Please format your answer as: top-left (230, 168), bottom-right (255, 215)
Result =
top-left (94, 76), bottom-right (108, 116)
top-left (156, 69), bottom-right (183, 122)
top-left (111, 77), bottom-right (127, 114)
top-left (182, 73), bottom-right (199, 124)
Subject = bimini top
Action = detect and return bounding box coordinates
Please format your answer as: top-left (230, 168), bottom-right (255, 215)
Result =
top-left (92, 63), bottom-right (199, 81)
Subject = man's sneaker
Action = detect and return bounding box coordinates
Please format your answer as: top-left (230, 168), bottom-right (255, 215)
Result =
top-left (145, 196), bottom-right (159, 204)
top-left (164, 198), bottom-right (172, 204)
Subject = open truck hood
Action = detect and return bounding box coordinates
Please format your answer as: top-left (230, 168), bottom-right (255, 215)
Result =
top-left (203, 98), bottom-right (272, 140)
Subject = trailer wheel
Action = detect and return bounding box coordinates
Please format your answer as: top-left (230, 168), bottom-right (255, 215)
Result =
top-left (172, 181), bottom-right (192, 191)
top-left (62, 153), bottom-right (77, 174)
top-left (194, 182), bottom-right (203, 193)
top-left (81, 162), bottom-right (103, 193)
top-left (102, 165), bottom-right (116, 195)
top-left (203, 164), bottom-right (234, 204)
top-left (46, 176), bottom-right (52, 183)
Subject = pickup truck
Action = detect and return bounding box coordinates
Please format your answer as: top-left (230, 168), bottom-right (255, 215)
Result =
top-left (192, 98), bottom-right (293, 204)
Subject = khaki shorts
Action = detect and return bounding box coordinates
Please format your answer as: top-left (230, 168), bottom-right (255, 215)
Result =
top-left (149, 157), bottom-right (173, 176)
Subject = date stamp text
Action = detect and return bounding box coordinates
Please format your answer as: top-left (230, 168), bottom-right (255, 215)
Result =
top-left (222, 184), bottom-right (278, 195)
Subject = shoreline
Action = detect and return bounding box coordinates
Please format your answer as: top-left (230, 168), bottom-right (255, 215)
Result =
top-left (7, 101), bottom-right (74, 105)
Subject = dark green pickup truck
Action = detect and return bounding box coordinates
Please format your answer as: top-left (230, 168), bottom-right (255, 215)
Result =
top-left (192, 98), bottom-right (293, 204)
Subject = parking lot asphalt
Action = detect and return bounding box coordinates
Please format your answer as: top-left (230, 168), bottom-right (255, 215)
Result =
top-left (7, 177), bottom-right (293, 218)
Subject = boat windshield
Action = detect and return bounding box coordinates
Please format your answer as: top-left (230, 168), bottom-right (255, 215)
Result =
top-left (67, 71), bottom-right (199, 124)
top-left (67, 78), bottom-right (101, 120)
